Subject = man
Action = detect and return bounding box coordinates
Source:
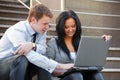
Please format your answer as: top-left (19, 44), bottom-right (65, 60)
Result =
top-left (0, 4), bottom-right (73, 80)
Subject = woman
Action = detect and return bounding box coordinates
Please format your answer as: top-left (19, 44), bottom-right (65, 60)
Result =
top-left (45, 10), bottom-right (107, 80)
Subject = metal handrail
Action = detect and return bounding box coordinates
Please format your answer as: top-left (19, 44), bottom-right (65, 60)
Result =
top-left (18, 0), bottom-right (30, 9)
top-left (18, 0), bottom-right (41, 9)
top-left (18, 0), bottom-right (64, 11)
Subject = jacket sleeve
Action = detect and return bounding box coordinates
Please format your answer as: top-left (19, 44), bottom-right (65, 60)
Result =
top-left (45, 38), bottom-right (57, 60)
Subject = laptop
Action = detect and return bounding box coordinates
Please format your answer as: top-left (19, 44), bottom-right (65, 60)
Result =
top-left (58, 36), bottom-right (111, 78)
top-left (74, 36), bottom-right (111, 70)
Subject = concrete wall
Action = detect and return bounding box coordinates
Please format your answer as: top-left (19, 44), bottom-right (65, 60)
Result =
top-left (38, 0), bottom-right (61, 10)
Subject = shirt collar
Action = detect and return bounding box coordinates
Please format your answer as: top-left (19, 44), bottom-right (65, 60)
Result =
top-left (26, 20), bottom-right (36, 36)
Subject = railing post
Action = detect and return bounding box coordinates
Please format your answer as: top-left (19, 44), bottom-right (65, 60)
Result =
top-left (61, 0), bottom-right (64, 11)
top-left (30, 0), bottom-right (32, 8)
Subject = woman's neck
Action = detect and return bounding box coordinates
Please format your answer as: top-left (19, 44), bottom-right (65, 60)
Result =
top-left (64, 36), bottom-right (75, 52)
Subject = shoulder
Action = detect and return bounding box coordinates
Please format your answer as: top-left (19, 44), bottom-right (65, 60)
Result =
top-left (48, 37), bottom-right (56, 44)
top-left (47, 37), bottom-right (58, 46)
top-left (9, 21), bottom-right (26, 31)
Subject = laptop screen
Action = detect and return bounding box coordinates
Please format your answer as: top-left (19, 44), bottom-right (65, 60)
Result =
top-left (74, 36), bottom-right (111, 69)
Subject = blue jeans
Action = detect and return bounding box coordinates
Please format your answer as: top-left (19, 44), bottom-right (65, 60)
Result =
top-left (0, 55), bottom-right (52, 80)
top-left (0, 55), bottom-right (28, 80)
top-left (60, 70), bottom-right (104, 80)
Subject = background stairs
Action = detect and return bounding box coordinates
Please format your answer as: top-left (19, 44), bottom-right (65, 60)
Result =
top-left (0, 0), bottom-right (28, 38)
top-left (0, 0), bottom-right (120, 80)
top-left (45, 0), bottom-right (120, 80)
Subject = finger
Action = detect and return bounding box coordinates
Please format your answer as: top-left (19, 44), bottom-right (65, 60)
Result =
top-left (14, 47), bottom-right (21, 54)
top-left (17, 47), bottom-right (24, 55)
top-left (23, 51), bottom-right (27, 55)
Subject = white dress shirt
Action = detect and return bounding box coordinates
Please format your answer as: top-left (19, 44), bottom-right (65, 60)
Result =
top-left (0, 20), bottom-right (57, 73)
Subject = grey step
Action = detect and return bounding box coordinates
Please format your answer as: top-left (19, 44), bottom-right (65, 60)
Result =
top-left (0, 10), bottom-right (28, 18)
top-left (0, 17), bottom-right (25, 25)
top-left (108, 47), bottom-right (120, 57)
top-left (82, 28), bottom-right (120, 47)
top-left (65, 0), bottom-right (120, 15)
top-left (0, 3), bottom-right (29, 12)
top-left (0, 24), bottom-right (11, 33)
top-left (47, 34), bottom-right (120, 57)
top-left (0, 0), bottom-right (21, 6)
top-left (47, 25), bottom-right (120, 47)
top-left (105, 57), bottom-right (120, 68)
top-left (51, 11), bottom-right (120, 28)
top-left (0, 33), bottom-right (3, 39)
top-left (102, 69), bottom-right (120, 80)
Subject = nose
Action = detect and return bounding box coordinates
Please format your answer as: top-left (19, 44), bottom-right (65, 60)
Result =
top-left (69, 28), bottom-right (72, 31)
top-left (46, 24), bottom-right (49, 29)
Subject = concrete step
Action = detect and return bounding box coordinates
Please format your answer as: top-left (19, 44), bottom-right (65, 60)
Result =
top-left (0, 9), bottom-right (28, 18)
top-left (65, 0), bottom-right (120, 15)
top-left (0, 0), bottom-right (21, 6)
top-left (0, 24), bottom-right (11, 33)
top-left (0, 17), bottom-right (25, 25)
top-left (51, 10), bottom-right (120, 28)
top-left (105, 57), bottom-right (120, 68)
top-left (108, 47), bottom-right (120, 57)
top-left (82, 28), bottom-right (120, 47)
top-left (102, 68), bottom-right (120, 80)
top-left (0, 2), bottom-right (28, 12)
top-left (47, 25), bottom-right (120, 47)
top-left (0, 33), bottom-right (4, 39)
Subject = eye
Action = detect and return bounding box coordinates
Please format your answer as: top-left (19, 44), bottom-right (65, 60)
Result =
top-left (72, 24), bottom-right (76, 28)
top-left (65, 26), bottom-right (69, 29)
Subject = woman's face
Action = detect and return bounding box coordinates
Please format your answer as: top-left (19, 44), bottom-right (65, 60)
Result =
top-left (64, 18), bottom-right (77, 38)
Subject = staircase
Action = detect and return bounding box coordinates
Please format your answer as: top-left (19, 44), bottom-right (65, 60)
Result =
top-left (0, 0), bottom-right (28, 39)
top-left (47, 0), bottom-right (120, 80)
top-left (64, 1), bottom-right (120, 79)
top-left (0, 0), bottom-right (120, 80)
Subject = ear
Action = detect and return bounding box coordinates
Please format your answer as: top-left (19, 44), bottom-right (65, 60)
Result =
top-left (31, 17), bottom-right (36, 24)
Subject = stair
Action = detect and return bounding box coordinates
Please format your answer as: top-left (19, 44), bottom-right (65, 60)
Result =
top-left (0, 0), bottom-right (28, 31)
top-left (0, 0), bottom-right (120, 80)
top-left (46, 0), bottom-right (120, 80)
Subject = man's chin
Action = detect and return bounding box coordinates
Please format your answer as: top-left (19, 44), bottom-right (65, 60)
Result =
top-left (39, 31), bottom-right (46, 34)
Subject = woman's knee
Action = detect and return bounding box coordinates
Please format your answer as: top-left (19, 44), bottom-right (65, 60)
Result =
top-left (61, 72), bottom-right (83, 80)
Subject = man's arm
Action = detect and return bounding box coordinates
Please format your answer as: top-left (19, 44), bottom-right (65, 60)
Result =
top-left (26, 50), bottom-right (73, 73)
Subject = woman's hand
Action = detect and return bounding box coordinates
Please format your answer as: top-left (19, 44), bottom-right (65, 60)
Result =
top-left (102, 34), bottom-right (112, 41)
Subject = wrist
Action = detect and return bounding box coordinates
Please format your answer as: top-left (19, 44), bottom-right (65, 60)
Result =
top-left (56, 63), bottom-right (63, 70)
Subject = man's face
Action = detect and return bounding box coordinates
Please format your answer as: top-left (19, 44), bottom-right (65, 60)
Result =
top-left (31, 15), bottom-right (51, 34)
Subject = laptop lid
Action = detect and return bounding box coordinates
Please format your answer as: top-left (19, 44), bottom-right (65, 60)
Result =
top-left (74, 36), bottom-right (111, 69)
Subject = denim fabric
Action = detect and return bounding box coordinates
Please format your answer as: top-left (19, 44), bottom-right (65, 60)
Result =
top-left (0, 55), bottom-right (28, 80)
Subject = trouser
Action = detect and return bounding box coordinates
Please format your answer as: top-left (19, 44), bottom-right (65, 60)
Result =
top-left (82, 70), bottom-right (104, 80)
top-left (0, 55), bottom-right (52, 80)
top-left (25, 62), bottom-right (52, 80)
top-left (60, 70), bottom-right (104, 80)
top-left (60, 72), bottom-right (83, 80)
top-left (0, 55), bottom-right (28, 80)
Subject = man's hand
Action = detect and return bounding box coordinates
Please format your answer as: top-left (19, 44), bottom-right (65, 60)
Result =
top-left (14, 42), bottom-right (33, 55)
top-left (52, 63), bottom-right (74, 77)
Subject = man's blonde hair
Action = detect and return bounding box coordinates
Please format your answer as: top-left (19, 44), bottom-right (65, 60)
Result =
top-left (27, 4), bottom-right (53, 22)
